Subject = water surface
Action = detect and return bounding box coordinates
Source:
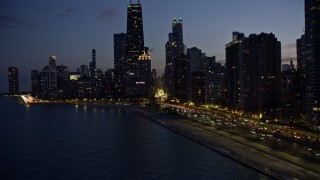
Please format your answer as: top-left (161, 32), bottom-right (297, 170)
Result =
top-left (0, 98), bottom-right (269, 179)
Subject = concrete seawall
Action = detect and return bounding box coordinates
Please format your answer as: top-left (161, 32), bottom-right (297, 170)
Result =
top-left (134, 108), bottom-right (320, 180)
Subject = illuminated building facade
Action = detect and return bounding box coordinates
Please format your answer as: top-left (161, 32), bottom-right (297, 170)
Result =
top-left (125, 0), bottom-right (150, 98)
top-left (137, 50), bottom-right (151, 97)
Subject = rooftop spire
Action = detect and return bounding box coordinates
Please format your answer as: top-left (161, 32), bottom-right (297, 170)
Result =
top-left (173, 18), bottom-right (177, 25)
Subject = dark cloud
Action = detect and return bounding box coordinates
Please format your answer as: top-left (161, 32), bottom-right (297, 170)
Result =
top-left (58, 7), bottom-right (76, 18)
top-left (0, 14), bottom-right (33, 28)
top-left (96, 8), bottom-right (118, 21)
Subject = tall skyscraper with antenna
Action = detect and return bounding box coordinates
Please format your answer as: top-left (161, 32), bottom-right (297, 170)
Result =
top-left (124, 0), bottom-right (149, 98)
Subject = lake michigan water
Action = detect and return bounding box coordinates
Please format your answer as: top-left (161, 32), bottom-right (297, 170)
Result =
top-left (0, 97), bottom-right (270, 179)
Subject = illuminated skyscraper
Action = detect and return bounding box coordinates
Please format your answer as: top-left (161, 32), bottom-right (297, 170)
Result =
top-left (172, 18), bottom-right (184, 54)
top-left (8, 66), bottom-right (19, 95)
top-left (165, 18), bottom-right (184, 99)
top-left (124, 0), bottom-right (150, 98)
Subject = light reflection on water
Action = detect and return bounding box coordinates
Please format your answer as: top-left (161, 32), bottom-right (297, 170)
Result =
top-left (0, 98), bottom-right (271, 180)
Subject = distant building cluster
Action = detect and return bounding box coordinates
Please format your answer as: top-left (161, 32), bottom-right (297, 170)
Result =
top-left (30, 53), bottom-right (104, 100)
top-left (7, 0), bottom-right (320, 125)
top-left (164, 19), bottom-right (225, 105)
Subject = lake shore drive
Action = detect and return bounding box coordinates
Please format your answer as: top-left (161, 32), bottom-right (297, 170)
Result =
top-left (132, 107), bottom-right (320, 180)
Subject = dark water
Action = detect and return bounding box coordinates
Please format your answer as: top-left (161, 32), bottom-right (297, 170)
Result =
top-left (0, 98), bottom-right (269, 179)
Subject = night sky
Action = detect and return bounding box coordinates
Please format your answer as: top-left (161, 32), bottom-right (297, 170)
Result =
top-left (0, 0), bottom-right (303, 92)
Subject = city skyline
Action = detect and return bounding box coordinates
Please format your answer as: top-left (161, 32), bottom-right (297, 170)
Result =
top-left (1, 1), bottom-right (320, 179)
top-left (0, 0), bottom-right (303, 92)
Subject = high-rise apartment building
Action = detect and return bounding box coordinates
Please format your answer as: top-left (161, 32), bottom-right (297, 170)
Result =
top-left (225, 32), bottom-right (245, 110)
top-left (8, 67), bottom-right (19, 95)
top-left (175, 53), bottom-right (189, 102)
top-left (297, 34), bottom-right (307, 115)
top-left (188, 47), bottom-right (202, 73)
top-left (242, 33), bottom-right (282, 114)
top-left (80, 65), bottom-right (89, 77)
top-left (297, 35), bottom-right (307, 73)
top-left (113, 33), bottom-right (126, 98)
top-left (187, 47), bottom-right (203, 101)
top-left (31, 70), bottom-right (40, 97)
top-left (90, 49), bottom-right (96, 78)
top-left (192, 71), bottom-right (205, 104)
top-left (39, 56), bottom-right (58, 99)
top-left (226, 32), bottom-right (282, 116)
top-left (204, 57), bottom-right (225, 104)
top-left (104, 69), bottom-right (115, 98)
top-left (305, 0), bottom-right (320, 124)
